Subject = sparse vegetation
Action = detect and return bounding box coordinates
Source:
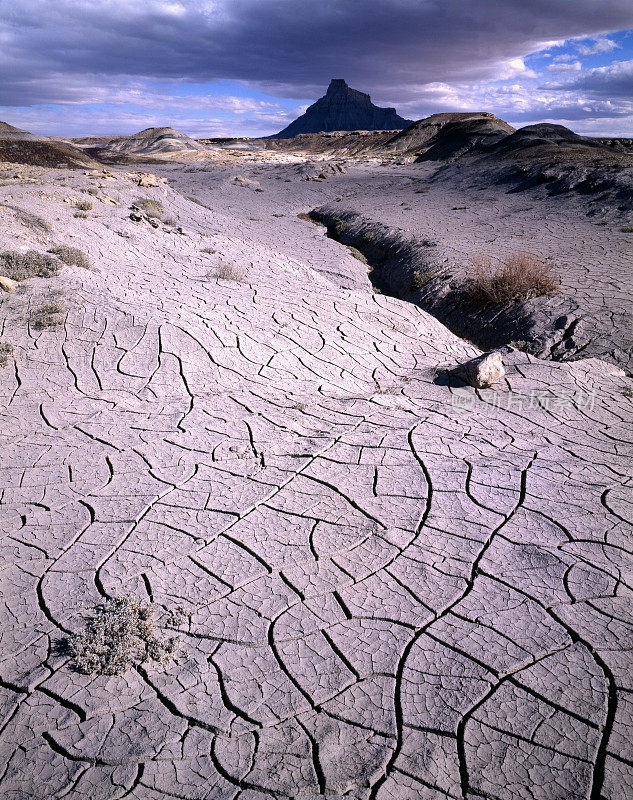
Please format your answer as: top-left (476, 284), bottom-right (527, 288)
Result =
top-left (214, 261), bottom-right (246, 282)
top-left (48, 245), bottom-right (91, 271)
top-left (0, 250), bottom-right (60, 280)
top-left (372, 377), bottom-right (399, 394)
top-left (620, 226), bottom-right (633, 233)
top-left (0, 203), bottom-right (52, 233)
top-left (0, 341), bottom-right (14, 367)
top-left (345, 244), bottom-right (367, 263)
top-left (133, 197), bottom-right (175, 225)
top-left (75, 199), bottom-right (92, 211)
top-left (74, 211), bottom-right (88, 219)
top-left (410, 270), bottom-right (434, 291)
top-left (65, 597), bottom-right (179, 676)
top-left (297, 212), bottom-right (320, 224)
top-left (31, 301), bottom-right (66, 330)
top-left (187, 196), bottom-right (212, 209)
top-left (464, 252), bottom-right (558, 304)
top-left (201, 247), bottom-right (217, 254)
top-left (623, 384), bottom-right (633, 399)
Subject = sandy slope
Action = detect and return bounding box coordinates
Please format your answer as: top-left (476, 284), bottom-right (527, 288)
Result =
top-left (0, 159), bottom-right (632, 800)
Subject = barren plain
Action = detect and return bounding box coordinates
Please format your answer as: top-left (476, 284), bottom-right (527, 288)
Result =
top-left (1, 139), bottom-right (633, 800)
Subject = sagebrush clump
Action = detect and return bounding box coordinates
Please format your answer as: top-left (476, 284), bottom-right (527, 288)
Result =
top-left (75, 199), bottom-right (92, 211)
top-left (464, 252), bottom-right (558, 304)
top-left (67, 597), bottom-right (179, 676)
top-left (0, 250), bottom-right (60, 280)
top-left (48, 245), bottom-right (91, 271)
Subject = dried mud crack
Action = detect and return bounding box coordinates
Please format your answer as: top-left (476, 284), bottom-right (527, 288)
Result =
top-left (0, 161), bottom-right (632, 800)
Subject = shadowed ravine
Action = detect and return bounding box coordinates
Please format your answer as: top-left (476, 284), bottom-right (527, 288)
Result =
top-left (308, 205), bottom-right (633, 376)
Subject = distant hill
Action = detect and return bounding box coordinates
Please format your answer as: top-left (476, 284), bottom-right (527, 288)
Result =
top-left (0, 121), bottom-right (50, 142)
top-left (0, 121), bottom-right (102, 168)
top-left (272, 79), bottom-right (412, 138)
top-left (379, 112), bottom-right (514, 157)
top-left (102, 126), bottom-right (208, 155)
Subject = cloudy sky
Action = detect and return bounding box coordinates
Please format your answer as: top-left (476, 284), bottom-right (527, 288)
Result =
top-left (1, 0), bottom-right (632, 138)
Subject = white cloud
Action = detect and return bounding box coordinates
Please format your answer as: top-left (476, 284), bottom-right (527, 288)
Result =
top-left (577, 36), bottom-right (620, 55)
top-left (547, 60), bottom-right (582, 72)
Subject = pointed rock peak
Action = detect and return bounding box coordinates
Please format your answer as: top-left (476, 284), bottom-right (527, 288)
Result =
top-left (327, 79), bottom-right (349, 94)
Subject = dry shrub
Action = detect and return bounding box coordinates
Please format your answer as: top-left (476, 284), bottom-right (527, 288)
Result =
top-left (31, 301), bottom-right (66, 329)
top-left (464, 252), bottom-right (558, 304)
top-left (0, 341), bottom-right (13, 367)
top-left (74, 211), bottom-right (88, 219)
top-left (75, 199), bottom-right (92, 211)
top-left (48, 245), bottom-right (91, 271)
top-left (214, 261), bottom-right (246, 282)
top-left (0, 250), bottom-right (60, 280)
top-left (410, 269), bottom-right (434, 291)
top-left (66, 597), bottom-right (179, 675)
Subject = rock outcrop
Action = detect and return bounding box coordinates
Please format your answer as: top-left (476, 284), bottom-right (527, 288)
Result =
top-left (272, 79), bottom-right (412, 138)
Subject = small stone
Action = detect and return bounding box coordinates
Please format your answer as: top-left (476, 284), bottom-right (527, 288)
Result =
top-left (454, 350), bottom-right (505, 388)
top-left (138, 173), bottom-right (159, 187)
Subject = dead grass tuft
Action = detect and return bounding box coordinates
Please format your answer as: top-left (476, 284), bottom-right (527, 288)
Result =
top-left (345, 244), bottom-right (368, 264)
top-left (464, 252), bottom-right (558, 304)
top-left (66, 597), bottom-right (179, 676)
top-left (297, 212), bottom-right (321, 225)
top-left (0, 250), bottom-right (60, 280)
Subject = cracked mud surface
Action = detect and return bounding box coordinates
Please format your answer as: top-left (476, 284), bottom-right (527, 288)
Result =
top-left (1, 160), bottom-right (633, 799)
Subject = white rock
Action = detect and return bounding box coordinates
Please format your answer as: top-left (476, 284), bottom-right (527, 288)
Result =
top-left (0, 275), bottom-right (16, 292)
top-left (455, 350), bottom-right (505, 388)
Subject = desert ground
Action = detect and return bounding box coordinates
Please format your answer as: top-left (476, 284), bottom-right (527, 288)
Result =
top-left (1, 130), bottom-right (633, 800)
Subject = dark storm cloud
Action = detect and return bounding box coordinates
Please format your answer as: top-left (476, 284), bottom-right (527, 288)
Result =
top-left (1, 0), bottom-right (633, 107)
